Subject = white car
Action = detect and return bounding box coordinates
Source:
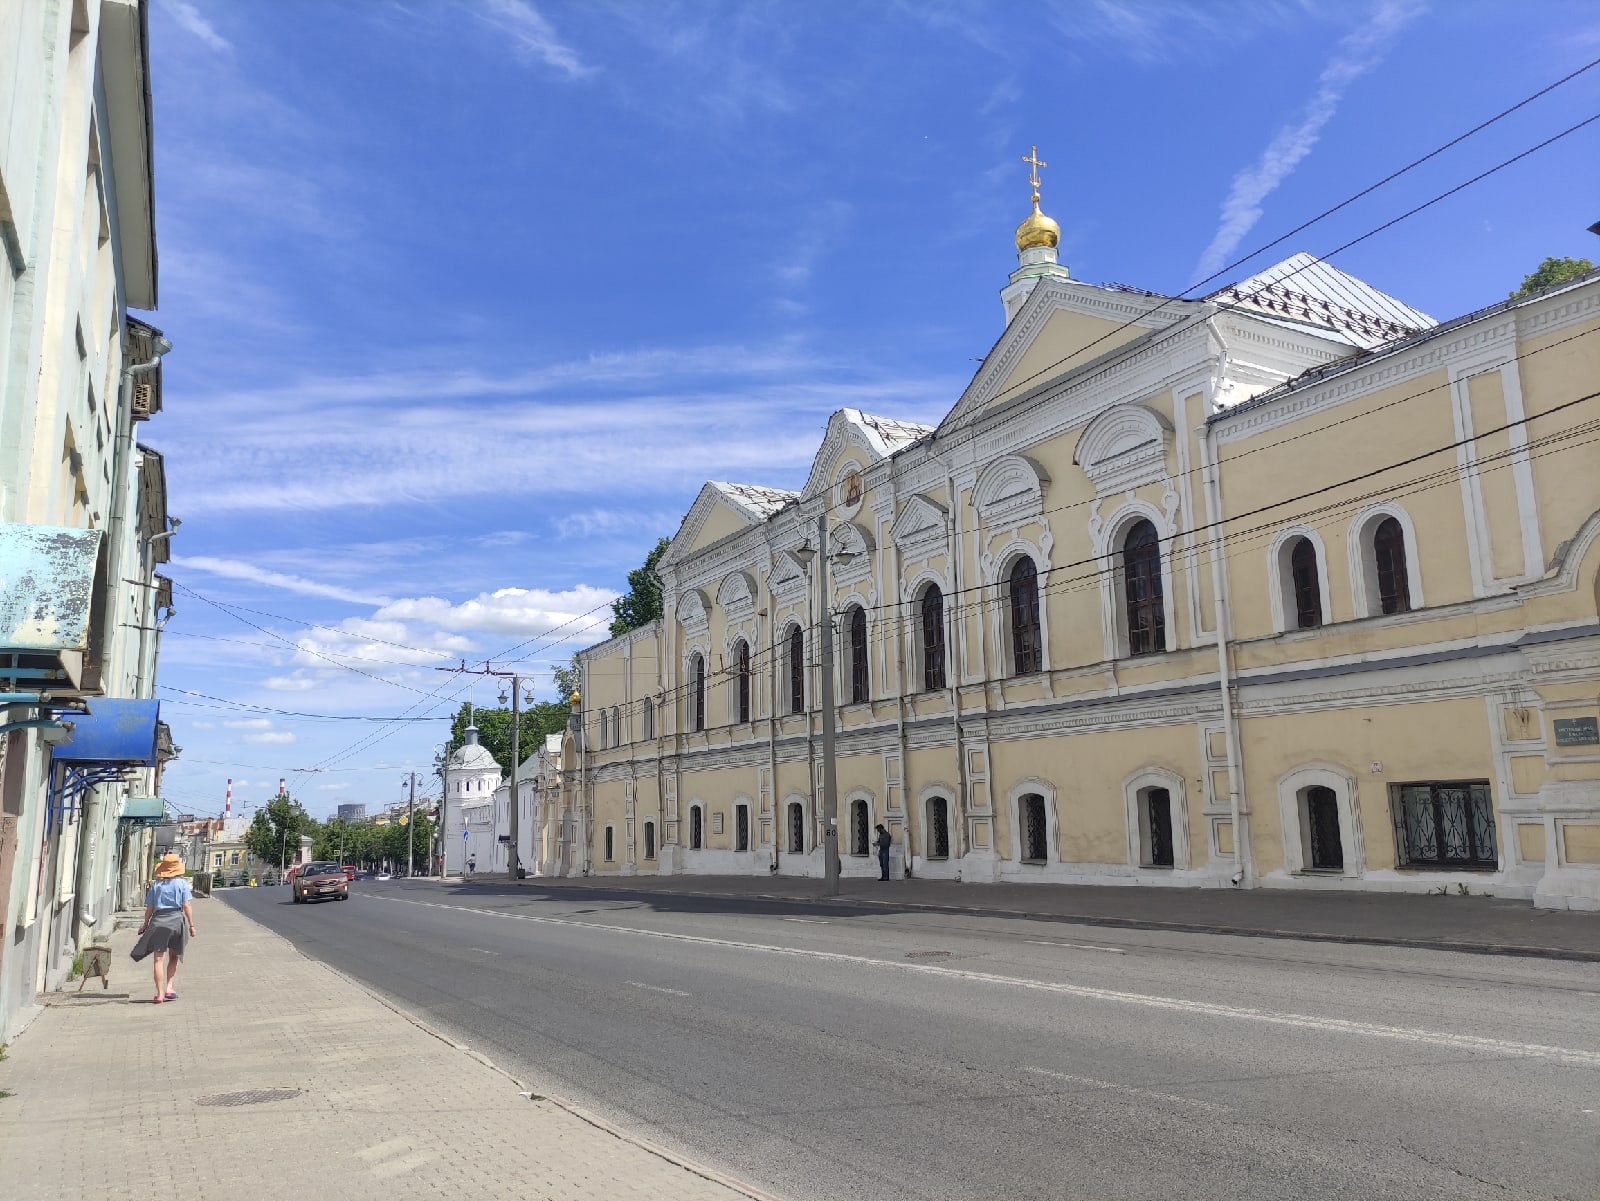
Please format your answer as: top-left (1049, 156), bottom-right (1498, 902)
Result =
top-left (375, 872), bottom-right (392, 881)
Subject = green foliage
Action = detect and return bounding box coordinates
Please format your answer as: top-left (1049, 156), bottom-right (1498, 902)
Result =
top-left (609, 537), bottom-right (670, 636)
top-left (314, 817), bottom-right (372, 864)
top-left (551, 657), bottom-right (580, 704)
top-left (444, 701), bottom-right (568, 776)
top-left (1512, 256), bottom-right (1594, 298)
top-left (244, 793), bottom-right (314, 869)
top-left (380, 813), bottom-right (434, 874)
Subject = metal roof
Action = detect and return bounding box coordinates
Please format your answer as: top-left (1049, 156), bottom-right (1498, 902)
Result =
top-left (1208, 253), bottom-right (1435, 349)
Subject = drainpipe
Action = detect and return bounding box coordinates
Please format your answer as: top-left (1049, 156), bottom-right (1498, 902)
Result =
top-left (73, 333), bottom-right (171, 943)
top-left (1201, 377), bottom-right (1253, 888)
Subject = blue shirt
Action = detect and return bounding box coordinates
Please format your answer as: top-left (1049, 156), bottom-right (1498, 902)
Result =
top-left (145, 877), bottom-right (192, 909)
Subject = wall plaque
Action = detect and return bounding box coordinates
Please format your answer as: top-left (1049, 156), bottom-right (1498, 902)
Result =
top-left (1553, 717), bottom-right (1600, 747)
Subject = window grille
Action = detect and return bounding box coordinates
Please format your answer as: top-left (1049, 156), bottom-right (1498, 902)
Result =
top-left (1144, 787), bottom-right (1174, 867)
top-left (604, 827), bottom-right (614, 861)
top-left (1305, 786), bottom-right (1343, 870)
top-left (1373, 516), bottom-right (1411, 614)
top-left (1392, 781), bottom-right (1496, 868)
top-left (1009, 558), bottom-right (1041, 675)
top-left (788, 626), bottom-right (805, 714)
top-left (926, 797), bottom-right (949, 859)
top-left (734, 639), bottom-right (751, 723)
top-left (850, 799), bottom-right (870, 855)
top-left (690, 654), bottom-right (705, 732)
top-left (1290, 537), bottom-right (1322, 629)
top-left (689, 806), bottom-right (703, 850)
top-left (787, 802), bottom-right (805, 853)
top-left (921, 586), bottom-right (946, 692)
top-left (1123, 520), bottom-right (1166, 656)
top-left (849, 608), bottom-right (869, 703)
top-left (1019, 793), bottom-right (1047, 863)
top-left (735, 806), bottom-right (750, 851)
top-left (644, 821), bottom-right (656, 860)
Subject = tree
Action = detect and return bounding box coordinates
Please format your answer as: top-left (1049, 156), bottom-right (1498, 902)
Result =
top-left (314, 817), bottom-right (371, 864)
top-left (1512, 256), bottom-right (1594, 298)
top-left (609, 537), bottom-right (670, 636)
top-left (244, 792), bottom-right (315, 873)
top-left (380, 812), bottom-right (434, 875)
top-left (552, 656), bottom-right (580, 703)
top-left (442, 701), bottom-right (569, 777)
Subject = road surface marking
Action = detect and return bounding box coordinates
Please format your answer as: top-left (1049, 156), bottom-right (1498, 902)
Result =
top-left (1025, 939), bottom-right (1125, 954)
top-left (469, 948), bottom-right (499, 955)
top-left (1025, 1066), bottom-right (1228, 1113)
top-left (781, 917), bottom-right (828, 924)
top-left (627, 980), bottom-right (690, 996)
top-left (369, 895), bottom-right (1600, 1069)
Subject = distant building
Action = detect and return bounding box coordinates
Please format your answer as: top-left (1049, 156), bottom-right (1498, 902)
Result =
top-left (337, 803), bottom-right (367, 823)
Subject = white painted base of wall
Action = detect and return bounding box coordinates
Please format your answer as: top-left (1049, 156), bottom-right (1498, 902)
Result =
top-left (1260, 867), bottom-right (1536, 899)
top-left (995, 861), bottom-right (1228, 888)
top-left (1534, 870), bottom-right (1600, 911)
top-left (680, 848), bottom-right (770, 875)
top-left (909, 857), bottom-right (961, 880)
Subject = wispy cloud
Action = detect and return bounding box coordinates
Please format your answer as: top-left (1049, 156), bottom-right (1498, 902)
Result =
top-left (160, 0), bottom-right (231, 52)
top-left (243, 730), bottom-right (297, 745)
top-left (1192, 1), bottom-right (1424, 282)
top-left (177, 555), bottom-right (395, 606)
top-left (471, 0), bottom-right (594, 79)
top-left (1049, 0), bottom-right (1325, 65)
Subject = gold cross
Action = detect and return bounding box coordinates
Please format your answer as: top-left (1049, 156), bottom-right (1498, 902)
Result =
top-left (1021, 145), bottom-right (1047, 196)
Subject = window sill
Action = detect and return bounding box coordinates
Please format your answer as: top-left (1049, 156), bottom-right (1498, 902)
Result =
top-left (1393, 863), bottom-right (1497, 873)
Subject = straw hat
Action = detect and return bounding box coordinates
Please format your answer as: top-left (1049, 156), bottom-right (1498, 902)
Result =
top-left (154, 853), bottom-right (185, 880)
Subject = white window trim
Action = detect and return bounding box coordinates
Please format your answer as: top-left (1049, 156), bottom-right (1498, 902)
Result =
top-left (725, 636), bottom-right (753, 724)
top-left (604, 824), bottom-right (616, 862)
top-left (782, 622), bottom-right (807, 715)
top-left (1007, 777), bottom-right (1059, 867)
top-left (684, 649), bottom-right (708, 732)
top-left (907, 575), bottom-right (950, 693)
top-left (1095, 502), bottom-right (1178, 660)
top-left (1266, 525), bottom-right (1333, 633)
top-left (782, 793), bottom-right (810, 854)
top-left (843, 788), bottom-right (875, 856)
top-left (732, 798), bottom-right (753, 852)
top-left (642, 819), bottom-right (657, 860)
top-left (921, 788), bottom-right (954, 860)
top-left (1123, 767), bottom-right (1190, 871)
top-left (687, 801), bottom-right (705, 850)
top-left (1347, 502), bottom-right (1425, 618)
top-left (1276, 764), bottom-right (1365, 878)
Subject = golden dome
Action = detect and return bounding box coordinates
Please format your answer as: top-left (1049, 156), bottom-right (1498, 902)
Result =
top-left (1015, 198), bottom-right (1060, 252)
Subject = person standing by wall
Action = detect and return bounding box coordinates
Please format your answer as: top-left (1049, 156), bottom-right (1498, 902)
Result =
top-left (875, 824), bottom-right (892, 882)
top-left (130, 854), bottom-right (197, 1004)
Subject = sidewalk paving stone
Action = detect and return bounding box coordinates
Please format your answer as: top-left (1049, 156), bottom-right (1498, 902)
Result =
top-left (0, 897), bottom-right (774, 1201)
top-left (470, 871), bottom-right (1600, 961)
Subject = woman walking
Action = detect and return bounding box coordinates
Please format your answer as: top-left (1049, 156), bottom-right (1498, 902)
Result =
top-left (130, 853), bottom-right (197, 1004)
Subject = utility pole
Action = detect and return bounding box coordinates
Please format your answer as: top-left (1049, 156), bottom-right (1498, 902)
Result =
top-left (435, 661), bottom-right (527, 882)
top-left (795, 514), bottom-right (842, 896)
top-left (405, 772), bottom-right (416, 877)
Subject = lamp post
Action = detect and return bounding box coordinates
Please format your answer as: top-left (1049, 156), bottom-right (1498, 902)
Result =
top-left (497, 679), bottom-right (532, 882)
top-left (792, 513), bottom-right (850, 897)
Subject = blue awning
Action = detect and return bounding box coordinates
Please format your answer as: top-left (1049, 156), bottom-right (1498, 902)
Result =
top-left (52, 698), bottom-right (160, 765)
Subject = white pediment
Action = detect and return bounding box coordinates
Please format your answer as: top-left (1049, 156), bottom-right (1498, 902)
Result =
top-left (717, 570), bottom-right (757, 621)
top-left (678, 587), bottom-right (710, 634)
top-left (889, 494), bottom-right (948, 557)
top-left (1073, 403), bottom-right (1173, 494)
top-left (973, 455), bottom-right (1049, 526)
top-left (801, 409), bottom-right (932, 501)
top-left (769, 549), bottom-right (808, 601)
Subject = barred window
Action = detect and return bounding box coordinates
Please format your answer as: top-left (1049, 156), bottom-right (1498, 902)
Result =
top-left (850, 798), bottom-right (870, 855)
top-left (788, 625), bottom-right (805, 714)
top-left (1392, 781), bottom-right (1496, 869)
top-left (643, 820), bottom-right (656, 860)
top-left (734, 639), bottom-right (751, 723)
top-left (787, 801), bottom-right (805, 853)
top-left (926, 796), bottom-right (950, 860)
top-left (1019, 793), bottom-right (1047, 863)
top-left (1289, 537), bottom-right (1323, 629)
top-left (1374, 516), bottom-right (1411, 615)
top-left (848, 606), bottom-right (869, 704)
top-left (1009, 557), bottom-right (1041, 675)
top-left (735, 805), bottom-right (750, 852)
top-left (690, 654), bottom-right (705, 732)
top-left (1123, 520), bottom-right (1166, 656)
top-left (920, 585), bottom-right (946, 692)
top-left (689, 805), bottom-right (704, 850)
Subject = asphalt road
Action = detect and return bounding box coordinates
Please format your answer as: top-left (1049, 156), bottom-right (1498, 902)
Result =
top-left (222, 879), bottom-right (1600, 1201)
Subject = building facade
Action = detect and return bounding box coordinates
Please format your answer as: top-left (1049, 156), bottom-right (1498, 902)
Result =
top-left (0, 0), bottom-right (177, 1038)
top-left (554, 180), bottom-right (1600, 911)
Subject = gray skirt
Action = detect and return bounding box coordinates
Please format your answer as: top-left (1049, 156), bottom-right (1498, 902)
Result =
top-left (130, 908), bottom-right (188, 961)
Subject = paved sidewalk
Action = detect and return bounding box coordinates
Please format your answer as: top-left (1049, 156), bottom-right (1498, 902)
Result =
top-left (466, 871), bottom-right (1600, 961)
top-left (0, 898), bottom-right (774, 1201)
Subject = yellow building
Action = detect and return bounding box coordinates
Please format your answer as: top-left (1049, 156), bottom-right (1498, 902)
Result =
top-left (555, 174), bottom-right (1600, 911)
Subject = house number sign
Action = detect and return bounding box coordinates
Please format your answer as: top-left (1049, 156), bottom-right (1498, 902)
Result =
top-left (1553, 717), bottom-right (1600, 747)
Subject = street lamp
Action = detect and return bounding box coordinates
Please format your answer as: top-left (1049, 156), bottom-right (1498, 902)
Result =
top-left (792, 514), bottom-right (856, 897)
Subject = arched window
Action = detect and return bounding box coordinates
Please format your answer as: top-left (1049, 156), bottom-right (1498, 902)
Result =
top-left (920, 585), bottom-right (946, 692)
top-left (598, 709), bottom-right (608, 749)
top-left (735, 804), bottom-right (750, 851)
top-left (787, 801), bottom-right (805, 853)
top-left (788, 625), bottom-right (805, 714)
top-left (1123, 520), bottom-right (1166, 656)
top-left (643, 820), bottom-right (656, 860)
top-left (689, 654), bottom-right (705, 732)
top-left (689, 805), bottom-right (704, 850)
top-left (925, 795), bottom-right (950, 860)
top-left (850, 798), bottom-right (870, 856)
top-left (1138, 787), bottom-right (1175, 867)
top-left (612, 705), bottom-right (622, 745)
top-left (1303, 785), bottom-right (1343, 871)
top-left (1019, 793), bottom-right (1048, 863)
top-left (1289, 537), bottom-right (1323, 629)
top-left (848, 606), bottom-right (869, 704)
top-left (1373, 516), bottom-right (1411, 614)
top-left (642, 697), bottom-right (654, 739)
top-left (734, 639), bottom-right (751, 723)
top-left (1008, 557), bottom-right (1041, 675)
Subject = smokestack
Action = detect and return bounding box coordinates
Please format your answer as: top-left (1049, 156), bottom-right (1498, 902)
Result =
top-left (279, 777), bottom-right (286, 796)
top-left (226, 778), bottom-right (232, 819)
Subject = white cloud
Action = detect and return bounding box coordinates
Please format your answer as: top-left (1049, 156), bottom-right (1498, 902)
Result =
top-left (223, 718), bottom-right (273, 730)
top-left (161, 0), bottom-right (231, 52)
top-left (471, 0), bottom-right (593, 79)
top-left (316, 783), bottom-right (352, 791)
top-left (243, 730), bottom-right (296, 745)
top-left (1192, 1), bottom-right (1424, 282)
top-left (263, 674), bottom-right (319, 692)
top-left (176, 555), bottom-right (394, 606)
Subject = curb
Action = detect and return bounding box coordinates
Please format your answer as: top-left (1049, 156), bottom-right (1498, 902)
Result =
top-left (467, 878), bottom-right (1600, 964)
top-left (220, 896), bottom-right (786, 1201)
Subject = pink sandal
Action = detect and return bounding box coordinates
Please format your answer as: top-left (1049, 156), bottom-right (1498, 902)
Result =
top-left (164, 991), bottom-right (177, 1000)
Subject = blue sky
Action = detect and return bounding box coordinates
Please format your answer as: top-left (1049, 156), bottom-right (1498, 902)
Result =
top-left (145, 0), bottom-right (1600, 820)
